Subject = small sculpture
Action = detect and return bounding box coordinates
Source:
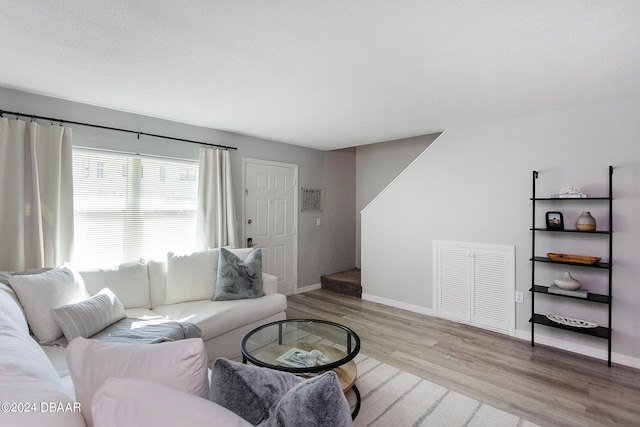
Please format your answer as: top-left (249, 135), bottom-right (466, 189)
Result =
top-left (559, 186), bottom-right (587, 198)
top-left (554, 272), bottom-right (582, 290)
top-left (292, 349), bottom-right (331, 366)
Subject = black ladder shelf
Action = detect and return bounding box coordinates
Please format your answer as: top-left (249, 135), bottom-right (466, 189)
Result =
top-left (529, 166), bottom-right (613, 366)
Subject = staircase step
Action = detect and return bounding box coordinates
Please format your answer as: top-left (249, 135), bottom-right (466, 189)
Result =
top-left (320, 268), bottom-right (361, 298)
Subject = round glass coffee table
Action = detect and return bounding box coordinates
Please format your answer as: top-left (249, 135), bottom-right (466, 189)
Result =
top-left (241, 319), bottom-right (361, 419)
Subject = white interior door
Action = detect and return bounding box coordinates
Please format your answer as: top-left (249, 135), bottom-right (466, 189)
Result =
top-left (244, 159), bottom-right (297, 295)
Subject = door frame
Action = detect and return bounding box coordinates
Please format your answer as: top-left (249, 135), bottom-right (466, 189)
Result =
top-left (242, 157), bottom-right (299, 294)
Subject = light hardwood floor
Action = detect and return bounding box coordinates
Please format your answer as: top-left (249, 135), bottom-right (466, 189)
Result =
top-left (286, 289), bottom-right (640, 427)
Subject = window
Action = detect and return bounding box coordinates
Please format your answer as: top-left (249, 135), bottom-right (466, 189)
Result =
top-left (180, 168), bottom-right (197, 181)
top-left (72, 148), bottom-right (199, 267)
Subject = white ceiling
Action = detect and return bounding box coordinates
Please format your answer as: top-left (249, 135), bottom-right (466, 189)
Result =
top-left (1, 1), bottom-right (640, 150)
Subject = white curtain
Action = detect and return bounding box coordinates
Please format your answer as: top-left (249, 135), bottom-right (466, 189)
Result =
top-left (0, 118), bottom-right (74, 271)
top-left (196, 148), bottom-right (238, 249)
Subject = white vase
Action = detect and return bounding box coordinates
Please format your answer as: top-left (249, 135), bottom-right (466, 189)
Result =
top-left (576, 211), bottom-right (596, 231)
top-left (554, 272), bottom-right (582, 290)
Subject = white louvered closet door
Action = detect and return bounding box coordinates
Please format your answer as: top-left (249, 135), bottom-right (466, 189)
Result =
top-left (437, 245), bottom-right (472, 322)
top-left (435, 241), bottom-right (515, 335)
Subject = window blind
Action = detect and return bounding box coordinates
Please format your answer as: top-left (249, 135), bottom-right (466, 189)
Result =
top-left (72, 148), bottom-right (199, 267)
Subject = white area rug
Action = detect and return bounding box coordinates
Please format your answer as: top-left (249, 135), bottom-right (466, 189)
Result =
top-left (348, 354), bottom-right (540, 427)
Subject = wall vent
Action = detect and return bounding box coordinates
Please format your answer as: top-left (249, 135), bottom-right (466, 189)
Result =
top-left (301, 188), bottom-right (322, 211)
top-left (434, 241), bottom-right (515, 335)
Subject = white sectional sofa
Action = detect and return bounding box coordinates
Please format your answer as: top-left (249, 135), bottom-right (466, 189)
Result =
top-left (77, 250), bottom-right (287, 362)
top-left (0, 247), bottom-right (288, 426)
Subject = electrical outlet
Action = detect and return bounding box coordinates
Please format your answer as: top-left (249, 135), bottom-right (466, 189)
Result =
top-left (515, 291), bottom-right (524, 304)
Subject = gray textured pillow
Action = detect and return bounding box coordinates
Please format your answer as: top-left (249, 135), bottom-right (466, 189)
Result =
top-left (50, 288), bottom-right (125, 342)
top-left (212, 248), bottom-right (265, 301)
top-left (210, 358), bottom-right (302, 425)
top-left (272, 371), bottom-right (352, 427)
top-left (209, 358), bottom-right (351, 427)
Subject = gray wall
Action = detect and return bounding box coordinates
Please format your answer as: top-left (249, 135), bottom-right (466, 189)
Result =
top-left (300, 148), bottom-right (357, 281)
top-left (355, 134), bottom-right (440, 266)
top-left (361, 96), bottom-right (640, 366)
top-left (0, 86), bottom-right (356, 289)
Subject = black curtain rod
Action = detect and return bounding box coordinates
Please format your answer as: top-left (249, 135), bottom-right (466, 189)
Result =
top-left (0, 109), bottom-right (237, 150)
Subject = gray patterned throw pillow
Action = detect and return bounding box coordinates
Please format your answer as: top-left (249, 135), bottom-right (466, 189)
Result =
top-left (210, 358), bottom-right (302, 425)
top-left (212, 248), bottom-right (265, 301)
top-left (209, 358), bottom-right (352, 427)
top-left (50, 288), bottom-right (125, 342)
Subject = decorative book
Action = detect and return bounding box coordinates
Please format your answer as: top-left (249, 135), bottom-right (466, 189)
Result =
top-left (275, 347), bottom-right (332, 368)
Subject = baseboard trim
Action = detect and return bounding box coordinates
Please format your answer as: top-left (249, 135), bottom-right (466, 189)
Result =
top-left (297, 283), bottom-right (321, 294)
top-left (514, 329), bottom-right (640, 370)
top-left (362, 293), bottom-right (435, 316)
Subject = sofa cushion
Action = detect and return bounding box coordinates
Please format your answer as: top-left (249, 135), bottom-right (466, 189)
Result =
top-left (0, 282), bottom-right (29, 332)
top-left (40, 344), bottom-right (75, 399)
top-left (0, 270), bottom-right (11, 285)
top-left (213, 248), bottom-right (265, 301)
top-left (0, 268), bottom-right (52, 333)
top-left (164, 249), bottom-right (219, 304)
top-left (163, 247), bottom-right (258, 306)
top-left (9, 267), bottom-right (88, 343)
top-left (227, 247), bottom-right (254, 259)
top-left (50, 288), bottom-right (126, 342)
top-left (0, 267), bottom-right (51, 286)
top-left (79, 261), bottom-right (151, 309)
top-left (153, 293), bottom-right (287, 341)
top-left (147, 259), bottom-right (167, 308)
top-left (92, 378), bottom-right (252, 427)
top-left (123, 307), bottom-right (161, 318)
top-left (67, 337), bottom-right (209, 427)
top-left (0, 311), bottom-right (63, 389)
top-left (0, 376), bottom-right (84, 427)
top-left (210, 358), bottom-right (352, 427)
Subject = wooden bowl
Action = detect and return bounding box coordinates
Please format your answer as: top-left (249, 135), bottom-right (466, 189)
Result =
top-left (547, 253), bottom-right (601, 265)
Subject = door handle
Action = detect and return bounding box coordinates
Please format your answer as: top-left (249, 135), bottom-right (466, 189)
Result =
top-left (247, 238), bottom-right (254, 248)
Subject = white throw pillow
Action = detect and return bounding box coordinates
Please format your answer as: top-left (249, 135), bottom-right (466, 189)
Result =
top-left (50, 288), bottom-right (126, 342)
top-left (0, 312), bottom-right (63, 389)
top-left (146, 259), bottom-right (167, 308)
top-left (0, 376), bottom-right (84, 427)
top-left (9, 267), bottom-right (88, 343)
top-left (91, 378), bottom-right (252, 427)
top-left (67, 337), bottom-right (209, 427)
top-left (79, 261), bottom-right (151, 309)
top-left (0, 282), bottom-right (29, 332)
top-left (164, 249), bottom-right (219, 305)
